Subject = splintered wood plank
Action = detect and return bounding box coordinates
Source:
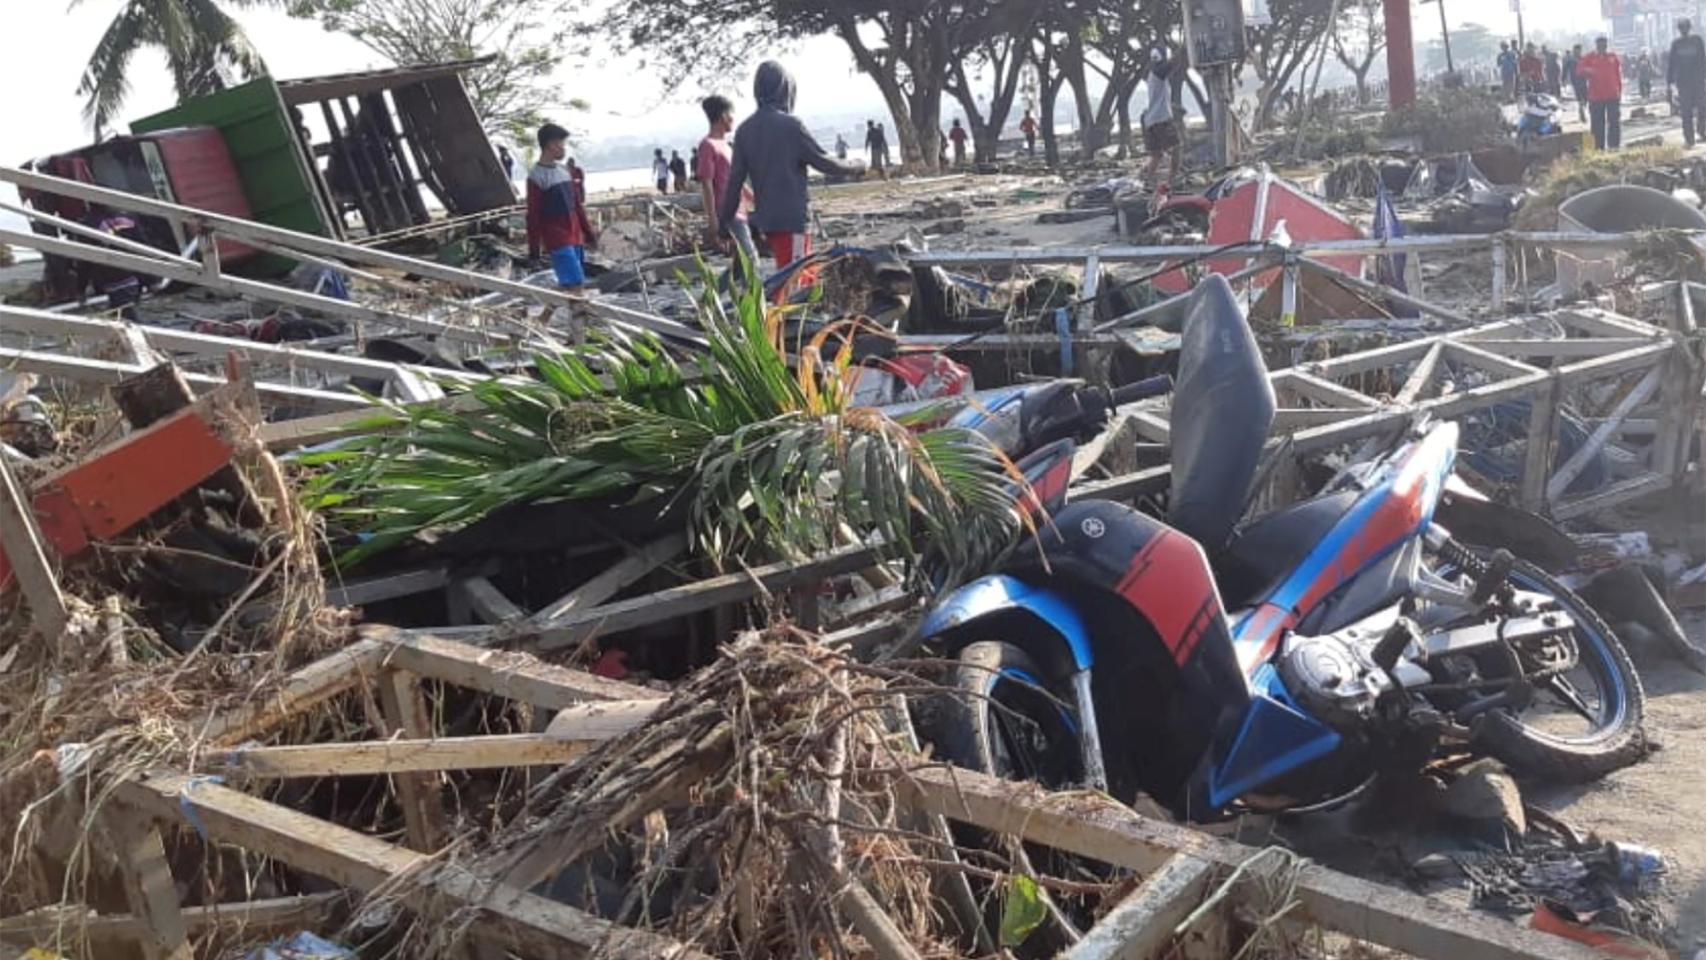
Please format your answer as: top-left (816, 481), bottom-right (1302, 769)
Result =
top-left (1395, 341), bottom-right (1444, 406)
top-left (376, 670), bottom-right (447, 853)
top-left (457, 576), bottom-right (526, 624)
top-left (0, 894), bottom-right (338, 947)
top-left (0, 455), bottom-right (68, 641)
top-left (117, 771), bottom-right (710, 959)
top-left (1064, 854), bottom-right (1215, 960)
top-left (900, 766), bottom-right (1602, 960)
top-left (220, 700), bottom-right (661, 778)
top-left (528, 542), bottom-right (882, 651)
top-left (105, 811), bottom-right (191, 960)
top-left (199, 638), bottom-right (387, 745)
top-left (374, 627), bottom-right (655, 708)
top-left (531, 532), bottom-right (687, 622)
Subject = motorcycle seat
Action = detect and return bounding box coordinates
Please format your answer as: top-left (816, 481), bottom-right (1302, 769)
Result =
top-left (1212, 490), bottom-right (1361, 610)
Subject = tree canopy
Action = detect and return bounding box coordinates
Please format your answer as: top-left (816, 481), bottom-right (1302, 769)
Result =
top-left (74, 0), bottom-right (279, 137)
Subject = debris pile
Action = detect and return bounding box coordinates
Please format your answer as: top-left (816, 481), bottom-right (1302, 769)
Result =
top-left (2, 80), bottom-right (1705, 960)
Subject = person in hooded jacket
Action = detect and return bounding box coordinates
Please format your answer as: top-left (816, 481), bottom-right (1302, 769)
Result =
top-left (718, 61), bottom-right (862, 301)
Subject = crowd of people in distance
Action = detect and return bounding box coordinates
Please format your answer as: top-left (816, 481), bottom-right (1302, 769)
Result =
top-left (1494, 20), bottom-right (1706, 152)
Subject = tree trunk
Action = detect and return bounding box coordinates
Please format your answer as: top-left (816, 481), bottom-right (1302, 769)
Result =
top-left (1116, 96), bottom-right (1133, 160)
top-left (1041, 64), bottom-right (1064, 167)
top-left (1354, 69), bottom-right (1370, 104)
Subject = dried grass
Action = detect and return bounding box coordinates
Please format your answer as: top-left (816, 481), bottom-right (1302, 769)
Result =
top-left (374, 633), bottom-right (1122, 959)
top-left (0, 395), bottom-right (354, 952)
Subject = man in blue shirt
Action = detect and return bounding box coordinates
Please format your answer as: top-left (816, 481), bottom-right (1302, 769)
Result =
top-left (1497, 42), bottom-right (1519, 100)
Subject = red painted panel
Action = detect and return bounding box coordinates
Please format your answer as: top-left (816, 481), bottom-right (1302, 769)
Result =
top-left (149, 127), bottom-right (259, 263)
top-left (41, 407), bottom-right (235, 541)
top-left (1152, 176), bottom-right (1366, 296)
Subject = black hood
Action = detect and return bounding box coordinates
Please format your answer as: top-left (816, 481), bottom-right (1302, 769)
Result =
top-left (754, 60), bottom-right (796, 113)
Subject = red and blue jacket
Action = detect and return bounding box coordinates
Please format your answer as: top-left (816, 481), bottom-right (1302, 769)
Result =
top-left (526, 162), bottom-right (595, 257)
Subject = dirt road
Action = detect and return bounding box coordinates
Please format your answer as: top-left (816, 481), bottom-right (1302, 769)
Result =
top-left (1529, 606), bottom-right (1706, 946)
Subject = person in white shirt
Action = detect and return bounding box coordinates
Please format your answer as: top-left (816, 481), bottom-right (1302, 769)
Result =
top-left (652, 149), bottom-right (670, 193)
top-left (1142, 48), bottom-right (1183, 196)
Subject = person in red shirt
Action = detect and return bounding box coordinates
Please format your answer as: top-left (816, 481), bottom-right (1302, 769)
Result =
top-left (526, 123), bottom-right (598, 291)
top-left (1579, 36), bottom-right (1625, 150)
top-left (949, 118), bottom-right (969, 168)
top-left (696, 95), bottom-right (761, 275)
top-left (1519, 43), bottom-right (1545, 94)
top-left (1019, 109), bottom-right (1038, 156)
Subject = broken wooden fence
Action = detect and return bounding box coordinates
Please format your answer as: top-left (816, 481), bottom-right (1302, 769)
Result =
top-left (0, 164), bottom-right (705, 349)
top-left (1082, 298), bottom-right (1703, 521)
top-left (0, 622), bottom-right (1604, 960)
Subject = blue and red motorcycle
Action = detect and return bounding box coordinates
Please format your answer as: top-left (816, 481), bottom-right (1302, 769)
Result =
top-left (918, 275), bottom-right (1646, 821)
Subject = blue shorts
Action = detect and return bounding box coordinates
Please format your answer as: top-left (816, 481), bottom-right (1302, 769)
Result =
top-left (551, 245), bottom-right (586, 288)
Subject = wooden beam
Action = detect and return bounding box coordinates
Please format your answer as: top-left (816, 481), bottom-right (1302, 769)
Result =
top-left (1272, 408), bottom-right (1370, 430)
top-left (1547, 367), bottom-right (1663, 502)
top-left (457, 576), bottom-right (526, 624)
top-left (0, 894), bottom-right (338, 947)
top-left (0, 455), bottom-right (69, 641)
top-left (198, 637), bottom-right (387, 745)
top-left (1554, 308), bottom-right (1665, 339)
top-left (0, 345), bottom-right (363, 411)
top-left (115, 771), bottom-right (710, 960)
top-left (1555, 341), bottom-right (1674, 386)
top-left (375, 628), bottom-right (655, 709)
top-left (530, 533), bottom-right (687, 622)
top-left (901, 766), bottom-right (1602, 960)
top-left (1443, 340), bottom-right (1545, 381)
top-left (104, 810), bottom-right (192, 960)
top-left (327, 567), bottom-right (451, 608)
top-left (1552, 473), bottom-right (1673, 521)
top-left (1520, 375), bottom-right (1562, 511)
top-left (1470, 337), bottom-right (1656, 359)
top-left (527, 543), bottom-right (883, 651)
top-left (1272, 370), bottom-right (1383, 409)
top-left (216, 700), bottom-right (661, 778)
top-left (376, 670), bottom-right (447, 852)
top-left (1063, 854), bottom-right (1215, 960)
top-left (1394, 342), bottom-right (1444, 406)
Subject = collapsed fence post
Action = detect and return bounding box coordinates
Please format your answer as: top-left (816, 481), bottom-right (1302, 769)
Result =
top-left (0, 454), bottom-right (69, 642)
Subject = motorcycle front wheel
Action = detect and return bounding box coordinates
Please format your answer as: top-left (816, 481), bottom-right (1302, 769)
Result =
top-left (918, 641), bottom-right (1085, 788)
top-left (1460, 558), bottom-right (1648, 781)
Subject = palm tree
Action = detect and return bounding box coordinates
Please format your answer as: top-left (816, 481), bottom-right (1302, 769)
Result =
top-left (75, 0), bottom-right (279, 137)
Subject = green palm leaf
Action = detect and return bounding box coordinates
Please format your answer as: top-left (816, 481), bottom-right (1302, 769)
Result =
top-left (306, 261), bottom-right (1025, 587)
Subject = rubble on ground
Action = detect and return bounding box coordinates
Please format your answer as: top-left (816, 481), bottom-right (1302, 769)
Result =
top-left (1, 88), bottom-right (1704, 960)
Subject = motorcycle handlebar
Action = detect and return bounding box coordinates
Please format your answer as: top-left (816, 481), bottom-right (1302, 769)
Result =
top-left (1110, 375), bottom-right (1175, 407)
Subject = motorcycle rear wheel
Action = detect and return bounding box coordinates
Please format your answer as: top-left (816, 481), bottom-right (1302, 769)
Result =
top-left (1470, 558), bottom-right (1648, 782)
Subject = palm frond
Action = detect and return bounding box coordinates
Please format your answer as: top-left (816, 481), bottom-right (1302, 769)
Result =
top-left (78, 4), bottom-right (153, 136)
top-left (305, 260), bottom-right (1024, 586)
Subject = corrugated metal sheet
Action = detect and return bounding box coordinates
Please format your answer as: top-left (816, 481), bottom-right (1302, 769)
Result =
top-left (132, 77), bottom-right (339, 261)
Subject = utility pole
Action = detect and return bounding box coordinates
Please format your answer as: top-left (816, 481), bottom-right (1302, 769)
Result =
top-left (1513, 0), bottom-right (1525, 50)
top-left (1424, 0), bottom-right (1455, 75)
